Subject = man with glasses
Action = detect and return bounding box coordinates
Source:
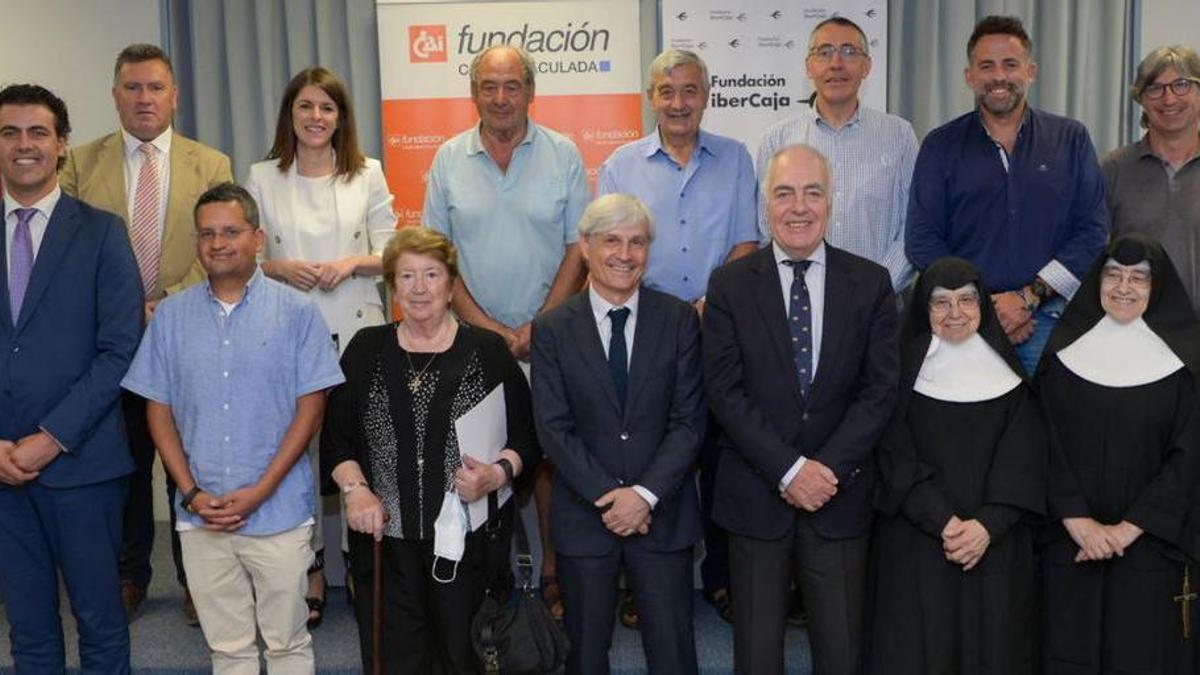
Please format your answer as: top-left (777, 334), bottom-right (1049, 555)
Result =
top-left (906, 15), bottom-right (1108, 374)
top-left (757, 16), bottom-right (918, 294)
top-left (122, 183), bottom-right (343, 674)
top-left (1102, 46), bottom-right (1200, 311)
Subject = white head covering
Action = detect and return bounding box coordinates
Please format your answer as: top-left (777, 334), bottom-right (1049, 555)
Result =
top-left (914, 333), bottom-right (1022, 402)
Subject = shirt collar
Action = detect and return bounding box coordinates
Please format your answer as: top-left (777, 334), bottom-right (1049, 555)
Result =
top-left (588, 285), bottom-right (640, 326)
top-left (5, 186), bottom-right (62, 222)
top-left (204, 264), bottom-right (264, 307)
top-left (122, 126), bottom-right (173, 159)
top-left (467, 121), bottom-right (536, 156)
top-left (644, 128), bottom-right (716, 159)
top-left (772, 239), bottom-right (827, 268)
top-left (973, 105), bottom-right (1032, 143)
top-left (1137, 132), bottom-right (1200, 164)
top-left (808, 98), bottom-right (863, 128)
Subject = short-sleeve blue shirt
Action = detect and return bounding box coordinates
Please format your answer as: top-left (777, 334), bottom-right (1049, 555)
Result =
top-left (121, 267), bottom-right (345, 535)
top-left (598, 129), bottom-right (759, 302)
top-left (422, 122), bottom-right (589, 328)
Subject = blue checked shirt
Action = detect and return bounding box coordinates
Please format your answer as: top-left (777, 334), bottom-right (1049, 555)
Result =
top-left (756, 103), bottom-right (918, 292)
top-left (122, 267), bottom-right (345, 535)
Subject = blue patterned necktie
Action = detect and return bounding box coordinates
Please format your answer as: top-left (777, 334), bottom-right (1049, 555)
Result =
top-left (608, 307), bottom-right (630, 409)
top-left (8, 208), bottom-right (36, 321)
top-left (782, 260), bottom-right (813, 397)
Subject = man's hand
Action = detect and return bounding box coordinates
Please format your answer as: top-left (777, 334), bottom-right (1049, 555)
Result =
top-left (943, 517), bottom-right (990, 571)
top-left (455, 454), bottom-right (504, 503)
top-left (186, 490), bottom-right (238, 530)
top-left (11, 432), bottom-right (62, 474)
top-left (201, 485), bottom-right (271, 531)
top-left (1007, 317), bottom-right (1036, 345)
top-left (269, 259), bottom-right (323, 291)
top-left (1063, 517), bottom-right (1115, 562)
top-left (344, 487), bottom-right (387, 542)
top-left (316, 258), bottom-right (358, 292)
top-left (783, 459), bottom-right (838, 512)
top-left (991, 291), bottom-right (1034, 342)
top-left (0, 439), bottom-right (37, 486)
top-left (692, 298), bottom-right (706, 317)
top-left (596, 487), bottom-right (651, 536)
top-left (144, 299), bottom-right (159, 325)
top-left (1103, 520), bottom-right (1144, 557)
top-left (510, 323), bottom-right (533, 361)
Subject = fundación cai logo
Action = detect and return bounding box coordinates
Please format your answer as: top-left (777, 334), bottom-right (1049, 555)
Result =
top-left (409, 25), bottom-right (448, 63)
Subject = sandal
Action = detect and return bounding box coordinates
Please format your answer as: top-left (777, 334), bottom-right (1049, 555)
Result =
top-left (541, 575), bottom-right (565, 622)
top-left (306, 596), bottom-right (326, 629)
top-left (306, 553), bottom-right (326, 629)
top-left (618, 590), bottom-right (640, 630)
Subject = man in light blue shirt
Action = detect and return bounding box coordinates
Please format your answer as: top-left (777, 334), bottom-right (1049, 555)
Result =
top-left (423, 44), bottom-right (589, 361)
top-left (598, 49), bottom-right (759, 307)
top-left (756, 16), bottom-right (918, 292)
top-left (122, 183), bottom-right (343, 674)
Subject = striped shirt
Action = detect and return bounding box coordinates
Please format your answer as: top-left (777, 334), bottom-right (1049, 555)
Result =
top-left (756, 104), bottom-right (918, 292)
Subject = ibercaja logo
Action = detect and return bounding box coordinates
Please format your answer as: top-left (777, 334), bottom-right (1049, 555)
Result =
top-left (409, 25), bottom-right (448, 62)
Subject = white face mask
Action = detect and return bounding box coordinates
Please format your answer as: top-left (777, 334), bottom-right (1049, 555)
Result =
top-left (432, 490), bottom-right (469, 583)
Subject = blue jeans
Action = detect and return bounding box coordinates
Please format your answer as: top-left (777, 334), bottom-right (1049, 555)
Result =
top-left (1014, 296), bottom-right (1067, 375)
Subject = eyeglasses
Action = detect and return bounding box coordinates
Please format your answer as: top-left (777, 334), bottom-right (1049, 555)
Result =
top-left (195, 227), bottom-right (253, 243)
top-left (1142, 78), bottom-right (1199, 99)
top-left (807, 44), bottom-right (868, 62)
top-left (929, 294), bottom-right (980, 314)
top-left (1101, 267), bottom-right (1151, 288)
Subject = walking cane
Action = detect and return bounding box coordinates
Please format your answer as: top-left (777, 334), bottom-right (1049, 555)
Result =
top-left (372, 512), bottom-right (389, 675)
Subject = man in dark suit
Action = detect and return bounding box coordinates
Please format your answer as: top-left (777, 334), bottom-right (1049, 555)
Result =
top-left (0, 84), bottom-right (142, 672)
top-left (532, 193), bottom-right (706, 674)
top-left (704, 144), bottom-right (899, 674)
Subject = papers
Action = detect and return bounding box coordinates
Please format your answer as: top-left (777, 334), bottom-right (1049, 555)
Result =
top-left (454, 384), bottom-right (510, 530)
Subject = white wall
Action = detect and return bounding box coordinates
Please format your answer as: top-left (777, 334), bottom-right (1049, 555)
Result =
top-left (0, 0), bottom-right (160, 145)
top-left (1139, 0), bottom-right (1200, 58)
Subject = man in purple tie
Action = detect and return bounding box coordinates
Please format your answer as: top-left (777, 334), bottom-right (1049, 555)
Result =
top-left (0, 83), bottom-right (143, 673)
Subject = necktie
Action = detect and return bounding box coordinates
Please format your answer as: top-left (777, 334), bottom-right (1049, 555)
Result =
top-left (8, 208), bottom-right (36, 321)
top-left (608, 307), bottom-right (631, 409)
top-left (783, 260), bottom-right (813, 397)
top-left (130, 143), bottom-right (162, 298)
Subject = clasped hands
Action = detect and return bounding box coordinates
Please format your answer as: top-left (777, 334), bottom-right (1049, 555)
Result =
top-left (276, 258), bottom-right (357, 292)
top-left (941, 516), bottom-right (990, 571)
top-left (783, 459), bottom-right (838, 512)
top-left (992, 291), bottom-right (1036, 345)
top-left (0, 432), bottom-right (62, 485)
top-left (1062, 517), bottom-right (1143, 562)
top-left (186, 484), bottom-right (271, 532)
top-left (595, 487), bottom-right (651, 537)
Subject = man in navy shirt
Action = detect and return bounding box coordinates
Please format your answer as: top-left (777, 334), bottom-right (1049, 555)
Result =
top-left (905, 15), bottom-right (1108, 373)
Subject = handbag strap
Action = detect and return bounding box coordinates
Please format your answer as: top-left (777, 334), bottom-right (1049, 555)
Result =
top-left (511, 500), bottom-right (535, 590)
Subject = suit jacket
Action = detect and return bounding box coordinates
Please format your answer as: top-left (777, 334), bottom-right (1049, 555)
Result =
top-left (703, 244), bottom-right (899, 540)
top-left (59, 130), bottom-right (233, 298)
top-left (0, 194), bottom-right (143, 487)
top-left (532, 287), bottom-right (705, 557)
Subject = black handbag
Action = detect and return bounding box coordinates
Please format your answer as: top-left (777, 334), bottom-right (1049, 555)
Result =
top-left (471, 498), bottom-right (570, 674)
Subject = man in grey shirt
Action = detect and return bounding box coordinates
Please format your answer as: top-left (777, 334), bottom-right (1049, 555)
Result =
top-left (1102, 46), bottom-right (1200, 310)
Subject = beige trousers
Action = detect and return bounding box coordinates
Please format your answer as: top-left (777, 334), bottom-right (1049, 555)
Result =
top-left (181, 524), bottom-right (315, 674)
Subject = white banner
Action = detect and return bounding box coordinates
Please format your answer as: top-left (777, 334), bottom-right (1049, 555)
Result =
top-left (661, 1), bottom-right (888, 159)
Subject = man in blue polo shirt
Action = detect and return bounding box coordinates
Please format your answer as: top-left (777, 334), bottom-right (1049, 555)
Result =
top-left (906, 15), bottom-right (1108, 373)
top-left (122, 183), bottom-right (343, 674)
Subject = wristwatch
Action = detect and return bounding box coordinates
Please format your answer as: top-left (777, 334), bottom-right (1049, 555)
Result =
top-left (180, 485), bottom-right (203, 512)
top-left (495, 458), bottom-right (515, 485)
top-left (1031, 278), bottom-right (1055, 303)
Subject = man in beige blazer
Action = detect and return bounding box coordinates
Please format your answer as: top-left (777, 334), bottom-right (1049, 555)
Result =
top-left (59, 43), bottom-right (232, 623)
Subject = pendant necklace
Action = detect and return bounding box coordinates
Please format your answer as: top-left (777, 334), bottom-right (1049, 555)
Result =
top-left (399, 321), bottom-right (445, 393)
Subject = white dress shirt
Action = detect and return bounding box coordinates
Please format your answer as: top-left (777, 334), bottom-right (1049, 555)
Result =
top-left (773, 240), bottom-right (827, 491)
top-left (587, 286), bottom-right (659, 509)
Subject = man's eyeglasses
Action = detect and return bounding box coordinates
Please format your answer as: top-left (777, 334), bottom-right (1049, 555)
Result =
top-left (1142, 78), bottom-right (1199, 100)
top-left (808, 44), bottom-right (868, 62)
top-left (195, 227), bottom-right (253, 243)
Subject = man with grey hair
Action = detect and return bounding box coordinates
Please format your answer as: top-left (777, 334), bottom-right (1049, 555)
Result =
top-left (1102, 45), bottom-right (1200, 310)
top-left (59, 42), bottom-right (233, 621)
top-left (424, 42), bottom-right (590, 624)
top-left (532, 193), bottom-right (705, 674)
top-left (705, 144), bottom-right (898, 674)
top-left (756, 16), bottom-right (917, 293)
top-left (597, 47), bottom-right (757, 626)
top-left (122, 183), bottom-right (343, 674)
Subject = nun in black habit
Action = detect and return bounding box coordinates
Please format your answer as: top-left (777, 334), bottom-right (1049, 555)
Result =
top-left (868, 258), bottom-right (1047, 674)
top-left (1038, 234), bottom-right (1200, 674)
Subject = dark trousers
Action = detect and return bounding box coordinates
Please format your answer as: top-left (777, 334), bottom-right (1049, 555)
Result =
top-left (729, 516), bottom-right (868, 675)
top-left (119, 392), bottom-right (187, 589)
top-left (698, 414), bottom-right (730, 594)
top-left (351, 505), bottom-right (512, 674)
top-left (559, 545), bottom-right (698, 675)
top-left (0, 478), bottom-right (131, 674)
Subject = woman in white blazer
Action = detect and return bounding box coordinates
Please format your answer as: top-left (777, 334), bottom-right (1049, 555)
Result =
top-left (247, 66), bottom-right (397, 628)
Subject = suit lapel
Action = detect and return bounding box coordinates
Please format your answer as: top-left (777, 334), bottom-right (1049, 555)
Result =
top-left (16, 197), bottom-right (81, 333)
top-left (624, 288), bottom-right (665, 423)
top-left (566, 293), bottom-right (621, 413)
top-left (811, 248), bottom-right (851, 399)
top-left (749, 248), bottom-right (807, 409)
